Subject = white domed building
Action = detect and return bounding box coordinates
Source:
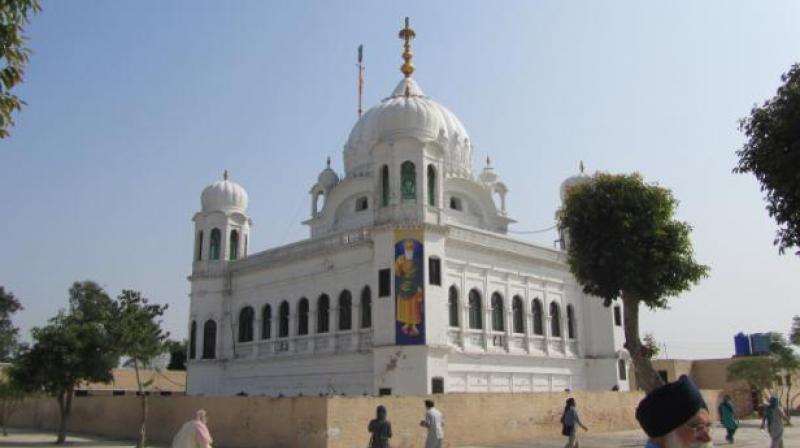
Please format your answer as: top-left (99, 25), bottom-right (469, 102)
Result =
top-left (186, 20), bottom-right (628, 396)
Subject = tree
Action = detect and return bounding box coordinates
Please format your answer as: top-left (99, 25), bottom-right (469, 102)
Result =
top-left (768, 332), bottom-right (800, 422)
top-left (727, 357), bottom-right (777, 396)
top-left (0, 287), bottom-right (23, 361)
top-left (165, 339), bottom-right (187, 371)
top-left (8, 282), bottom-right (118, 444)
top-left (111, 290), bottom-right (168, 448)
top-left (642, 333), bottom-right (661, 360)
top-left (558, 173), bottom-right (709, 393)
top-left (735, 63), bottom-right (800, 256)
top-left (0, 0), bottom-right (41, 138)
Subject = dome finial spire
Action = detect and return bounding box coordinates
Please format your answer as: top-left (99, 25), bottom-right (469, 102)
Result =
top-left (579, 160), bottom-right (584, 174)
top-left (486, 156), bottom-right (491, 167)
top-left (223, 169), bottom-right (229, 181)
top-left (398, 17), bottom-right (416, 80)
top-left (326, 156), bottom-right (331, 168)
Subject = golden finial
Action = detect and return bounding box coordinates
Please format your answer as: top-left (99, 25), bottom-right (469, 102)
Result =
top-left (223, 170), bottom-right (229, 181)
top-left (486, 156), bottom-right (491, 167)
top-left (398, 17), bottom-right (416, 79)
top-left (326, 156), bottom-right (331, 169)
top-left (579, 161), bottom-right (584, 174)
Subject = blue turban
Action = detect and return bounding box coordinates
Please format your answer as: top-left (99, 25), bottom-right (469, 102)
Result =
top-left (635, 375), bottom-right (707, 438)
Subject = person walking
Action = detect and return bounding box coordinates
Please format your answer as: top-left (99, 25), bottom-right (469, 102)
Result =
top-left (761, 396), bottom-right (790, 448)
top-left (367, 405), bottom-right (392, 448)
top-left (171, 409), bottom-right (213, 448)
top-left (718, 395), bottom-right (738, 443)
top-left (560, 398), bottom-right (588, 448)
top-left (420, 399), bottom-right (444, 448)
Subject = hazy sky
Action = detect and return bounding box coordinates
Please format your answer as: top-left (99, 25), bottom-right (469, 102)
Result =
top-left (2, 1), bottom-right (799, 359)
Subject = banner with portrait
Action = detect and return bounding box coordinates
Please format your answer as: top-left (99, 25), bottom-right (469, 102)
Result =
top-left (394, 229), bottom-right (425, 345)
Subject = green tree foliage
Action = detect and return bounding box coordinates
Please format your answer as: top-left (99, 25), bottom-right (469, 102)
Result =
top-left (642, 333), bottom-right (661, 360)
top-left (0, 0), bottom-right (41, 138)
top-left (558, 173), bottom-right (709, 392)
top-left (0, 287), bottom-right (22, 361)
top-left (727, 357), bottom-right (777, 394)
top-left (111, 290), bottom-right (168, 448)
top-left (8, 282), bottom-right (118, 444)
top-left (735, 64), bottom-right (800, 255)
top-left (166, 339), bottom-right (187, 371)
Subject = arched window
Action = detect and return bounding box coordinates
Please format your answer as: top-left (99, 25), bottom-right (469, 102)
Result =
top-left (468, 289), bottom-right (482, 330)
top-left (512, 296), bottom-right (524, 334)
top-left (550, 302), bottom-right (561, 337)
top-left (195, 232), bottom-right (203, 261)
top-left (229, 230), bottom-right (239, 260)
top-left (360, 286), bottom-right (372, 329)
top-left (317, 294), bottom-right (330, 333)
top-left (401, 161), bottom-right (416, 200)
top-left (618, 359), bottom-right (627, 380)
top-left (532, 299), bottom-right (544, 335)
top-left (381, 165), bottom-right (390, 207)
top-left (189, 320), bottom-right (197, 359)
top-left (491, 293), bottom-right (504, 332)
top-left (202, 320), bottom-right (216, 359)
top-left (279, 301), bottom-right (290, 338)
top-left (338, 290), bottom-right (352, 331)
top-left (261, 305), bottom-right (272, 340)
top-left (355, 196), bottom-right (369, 211)
top-left (567, 305), bottom-right (576, 339)
top-left (427, 164), bottom-right (436, 206)
top-left (448, 286), bottom-right (459, 327)
top-left (238, 306), bottom-right (254, 342)
top-left (297, 298), bottom-right (309, 335)
top-left (209, 228), bottom-right (221, 260)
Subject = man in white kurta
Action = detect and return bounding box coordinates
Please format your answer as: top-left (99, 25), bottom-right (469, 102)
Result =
top-left (420, 399), bottom-right (444, 448)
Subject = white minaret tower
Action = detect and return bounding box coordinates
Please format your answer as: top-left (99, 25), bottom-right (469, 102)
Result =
top-left (193, 170), bottom-right (252, 272)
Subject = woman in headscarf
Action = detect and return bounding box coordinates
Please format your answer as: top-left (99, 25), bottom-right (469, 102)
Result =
top-left (761, 396), bottom-right (789, 448)
top-left (367, 405), bottom-right (392, 448)
top-left (718, 395), bottom-right (738, 443)
top-left (172, 409), bottom-right (213, 448)
top-left (560, 398), bottom-right (588, 448)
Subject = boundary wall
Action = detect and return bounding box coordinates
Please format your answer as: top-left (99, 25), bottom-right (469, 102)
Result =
top-left (8, 390), bottom-right (719, 448)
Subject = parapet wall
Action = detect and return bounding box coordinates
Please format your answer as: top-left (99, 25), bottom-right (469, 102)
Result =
top-left (8, 390), bottom-right (719, 448)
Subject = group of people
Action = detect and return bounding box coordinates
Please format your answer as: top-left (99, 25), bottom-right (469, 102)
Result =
top-left (169, 378), bottom-right (792, 448)
top-left (367, 399), bottom-right (445, 448)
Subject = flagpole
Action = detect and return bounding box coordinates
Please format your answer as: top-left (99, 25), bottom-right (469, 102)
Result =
top-left (357, 44), bottom-right (364, 118)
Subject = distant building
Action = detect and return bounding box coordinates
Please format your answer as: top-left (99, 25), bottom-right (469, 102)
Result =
top-left (77, 368), bottom-right (186, 396)
top-left (186, 19), bottom-right (627, 397)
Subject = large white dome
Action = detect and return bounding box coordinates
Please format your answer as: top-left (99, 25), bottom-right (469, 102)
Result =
top-left (201, 172), bottom-right (249, 213)
top-left (344, 78), bottom-right (472, 178)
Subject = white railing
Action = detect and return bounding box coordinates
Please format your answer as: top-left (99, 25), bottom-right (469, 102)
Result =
top-left (447, 329), bottom-right (462, 347)
top-left (530, 337), bottom-right (546, 353)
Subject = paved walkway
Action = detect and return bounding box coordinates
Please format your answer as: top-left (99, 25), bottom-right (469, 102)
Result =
top-left (0, 420), bottom-right (796, 447)
top-left (458, 420), bottom-right (799, 447)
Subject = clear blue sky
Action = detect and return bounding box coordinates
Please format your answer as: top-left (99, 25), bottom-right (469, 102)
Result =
top-left (2, 1), bottom-right (799, 359)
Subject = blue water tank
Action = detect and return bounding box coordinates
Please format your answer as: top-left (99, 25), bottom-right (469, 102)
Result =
top-left (734, 332), bottom-right (751, 356)
top-left (750, 333), bottom-right (770, 355)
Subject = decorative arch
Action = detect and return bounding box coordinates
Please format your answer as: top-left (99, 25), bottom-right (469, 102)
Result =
top-left (468, 289), bottom-right (482, 330)
top-left (195, 231), bottom-right (203, 261)
top-left (448, 286), bottom-right (459, 327)
top-left (279, 301), bottom-right (290, 338)
top-left (532, 298), bottom-right (544, 335)
top-left (427, 164), bottom-right (436, 206)
top-left (237, 306), bottom-right (254, 342)
top-left (567, 304), bottom-right (576, 339)
top-left (549, 302), bottom-right (561, 337)
top-left (189, 320), bottom-right (197, 359)
top-left (512, 296), bottom-right (524, 334)
top-left (317, 294), bottom-right (330, 333)
top-left (360, 286), bottom-right (372, 329)
top-left (338, 290), bottom-right (352, 331)
top-left (229, 230), bottom-right (239, 260)
top-left (401, 161), bottom-right (416, 200)
top-left (261, 304), bottom-right (272, 340)
top-left (491, 292), bottom-right (504, 332)
top-left (202, 319), bottom-right (216, 359)
top-left (297, 298), bottom-right (309, 335)
top-left (209, 228), bottom-right (221, 260)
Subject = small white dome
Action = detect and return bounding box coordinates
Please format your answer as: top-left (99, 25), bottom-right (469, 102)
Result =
top-left (344, 78), bottom-right (472, 178)
top-left (201, 171), bottom-right (248, 213)
top-left (478, 157), bottom-right (499, 185)
top-left (560, 162), bottom-right (591, 202)
top-left (318, 167), bottom-right (339, 190)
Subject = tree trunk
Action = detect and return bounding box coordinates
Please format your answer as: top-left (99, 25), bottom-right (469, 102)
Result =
top-left (134, 359), bottom-right (147, 448)
top-left (55, 388), bottom-right (72, 444)
top-left (621, 292), bottom-right (666, 393)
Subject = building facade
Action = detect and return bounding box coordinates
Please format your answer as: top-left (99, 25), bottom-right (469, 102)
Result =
top-left (186, 20), bottom-right (629, 397)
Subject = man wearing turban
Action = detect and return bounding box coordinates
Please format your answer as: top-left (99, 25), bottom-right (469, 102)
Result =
top-left (636, 375), bottom-right (713, 448)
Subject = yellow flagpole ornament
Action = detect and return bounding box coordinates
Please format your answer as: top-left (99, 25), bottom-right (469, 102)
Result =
top-left (398, 17), bottom-right (416, 80)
